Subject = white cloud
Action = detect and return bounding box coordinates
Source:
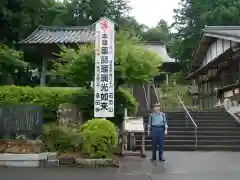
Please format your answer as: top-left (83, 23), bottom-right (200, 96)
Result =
top-left (129, 0), bottom-right (180, 27)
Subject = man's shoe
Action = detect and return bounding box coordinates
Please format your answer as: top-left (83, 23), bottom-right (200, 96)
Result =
top-left (159, 157), bottom-right (166, 162)
top-left (150, 158), bottom-right (156, 161)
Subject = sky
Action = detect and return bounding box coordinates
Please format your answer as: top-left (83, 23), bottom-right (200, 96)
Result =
top-left (129, 0), bottom-right (180, 27)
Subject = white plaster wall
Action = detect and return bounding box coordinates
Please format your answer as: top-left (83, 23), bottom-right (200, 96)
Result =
top-left (202, 39), bottom-right (236, 66)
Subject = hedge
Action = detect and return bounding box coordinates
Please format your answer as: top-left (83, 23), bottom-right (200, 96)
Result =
top-left (68, 87), bottom-right (137, 126)
top-left (0, 86), bottom-right (137, 124)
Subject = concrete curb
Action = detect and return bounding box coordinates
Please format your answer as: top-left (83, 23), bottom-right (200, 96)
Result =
top-left (0, 152), bottom-right (58, 167)
top-left (0, 152), bottom-right (120, 168)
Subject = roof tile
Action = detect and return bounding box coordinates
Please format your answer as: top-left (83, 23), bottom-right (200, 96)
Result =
top-left (203, 26), bottom-right (240, 39)
top-left (19, 26), bottom-right (95, 44)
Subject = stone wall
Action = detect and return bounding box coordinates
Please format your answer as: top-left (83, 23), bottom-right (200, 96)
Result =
top-left (0, 140), bottom-right (43, 154)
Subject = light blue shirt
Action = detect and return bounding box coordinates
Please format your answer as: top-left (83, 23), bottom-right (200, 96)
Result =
top-left (148, 112), bottom-right (168, 129)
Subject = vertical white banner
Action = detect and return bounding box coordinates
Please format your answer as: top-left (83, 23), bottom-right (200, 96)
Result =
top-left (94, 17), bottom-right (115, 118)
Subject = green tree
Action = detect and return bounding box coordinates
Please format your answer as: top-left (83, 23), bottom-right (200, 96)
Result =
top-left (0, 0), bottom-right (136, 85)
top-left (0, 45), bottom-right (28, 84)
top-left (47, 0), bottom-right (130, 26)
top-left (171, 0), bottom-right (240, 67)
top-left (141, 19), bottom-right (172, 44)
top-left (0, 0), bottom-right (46, 45)
top-left (117, 16), bottom-right (147, 36)
top-left (53, 31), bottom-right (162, 89)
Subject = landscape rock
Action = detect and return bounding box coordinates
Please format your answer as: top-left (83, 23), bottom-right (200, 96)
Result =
top-left (75, 158), bottom-right (120, 168)
top-left (57, 103), bottom-right (83, 126)
top-left (0, 140), bottom-right (43, 154)
top-left (58, 156), bottom-right (76, 165)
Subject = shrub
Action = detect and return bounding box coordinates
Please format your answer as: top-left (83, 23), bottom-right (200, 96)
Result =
top-left (0, 86), bottom-right (137, 124)
top-left (41, 124), bottom-right (82, 152)
top-left (79, 118), bottom-right (118, 158)
top-left (69, 87), bottom-right (137, 127)
top-left (113, 87), bottom-right (137, 126)
top-left (0, 86), bottom-right (78, 122)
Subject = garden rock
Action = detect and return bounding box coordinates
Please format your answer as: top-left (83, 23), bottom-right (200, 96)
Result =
top-left (0, 140), bottom-right (43, 154)
top-left (58, 156), bottom-right (76, 165)
top-left (57, 103), bottom-right (83, 126)
top-left (75, 158), bottom-right (120, 168)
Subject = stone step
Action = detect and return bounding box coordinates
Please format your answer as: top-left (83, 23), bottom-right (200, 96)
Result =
top-left (143, 112), bottom-right (231, 117)
top-left (166, 127), bottom-right (240, 131)
top-left (198, 140), bottom-right (240, 146)
top-left (142, 144), bottom-right (196, 151)
top-left (136, 135), bottom-right (240, 141)
top-left (137, 139), bottom-right (195, 146)
top-left (196, 145), bottom-right (240, 151)
top-left (137, 139), bottom-right (240, 146)
top-left (160, 122), bottom-right (239, 127)
top-left (139, 109), bottom-right (240, 152)
top-left (150, 116), bottom-right (235, 121)
top-left (166, 131), bottom-right (240, 136)
top-left (143, 117), bottom-right (237, 122)
top-left (141, 127), bottom-right (240, 132)
top-left (143, 120), bottom-right (239, 127)
top-left (134, 130), bottom-right (240, 136)
top-left (135, 144), bottom-right (240, 151)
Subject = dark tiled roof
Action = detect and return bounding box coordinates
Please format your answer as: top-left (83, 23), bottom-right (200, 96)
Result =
top-left (19, 26), bottom-right (95, 44)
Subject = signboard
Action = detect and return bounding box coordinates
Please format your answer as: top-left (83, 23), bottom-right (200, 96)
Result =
top-left (94, 17), bottom-right (115, 118)
top-left (124, 117), bottom-right (144, 132)
top-left (0, 105), bottom-right (43, 139)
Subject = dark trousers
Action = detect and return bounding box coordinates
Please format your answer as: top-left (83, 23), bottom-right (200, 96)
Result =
top-left (151, 126), bottom-right (165, 159)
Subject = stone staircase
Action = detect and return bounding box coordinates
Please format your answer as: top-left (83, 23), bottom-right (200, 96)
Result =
top-left (132, 83), bottom-right (160, 115)
top-left (132, 84), bottom-right (149, 115)
top-left (135, 108), bottom-right (240, 151)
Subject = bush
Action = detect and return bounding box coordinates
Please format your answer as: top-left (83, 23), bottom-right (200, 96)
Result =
top-left (79, 119), bottom-right (118, 158)
top-left (69, 87), bottom-right (137, 127)
top-left (0, 86), bottom-right (137, 124)
top-left (0, 86), bottom-right (78, 122)
top-left (41, 124), bottom-right (82, 152)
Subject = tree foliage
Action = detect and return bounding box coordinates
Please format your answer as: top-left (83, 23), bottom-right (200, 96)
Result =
top-left (53, 31), bottom-right (162, 89)
top-left (0, 45), bottom-right (28, 84)
top-left (0, 0), bottom-right (172, 85)
top-left (0, 45), bottom-right (27, 71)
top-left (141, 19), bottom-right (172, 44)
top-left (171, 0), bottom-right (240, 67)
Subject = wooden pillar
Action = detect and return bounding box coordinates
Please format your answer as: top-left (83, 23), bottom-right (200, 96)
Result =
top-left (40, 58), bottom-right (46, 86)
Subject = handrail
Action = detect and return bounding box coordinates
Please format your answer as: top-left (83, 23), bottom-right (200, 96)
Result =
top-left (151, 83), bottom-right (161, 105)
top-left (142, 84), bottom-right (149, 110)
top-left (177, 93), bottom-right (198, 147)
top-left (177, 94), bottom-right (197, 127)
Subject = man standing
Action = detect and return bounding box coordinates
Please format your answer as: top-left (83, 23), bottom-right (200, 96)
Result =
top-left (148, 104), bottom-right (168, 161)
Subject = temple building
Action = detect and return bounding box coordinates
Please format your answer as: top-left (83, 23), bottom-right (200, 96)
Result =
top-left (19, 26), bottom-right (179, 87)
top-left (142, 41), bottom-right (182, 86)
top-left (186, 26), bottom-right (240, 109)
top-left (18, 25), bottom-right (95, 86)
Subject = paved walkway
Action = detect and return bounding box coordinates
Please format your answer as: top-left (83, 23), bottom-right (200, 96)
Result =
top-left (2, 151), bottom-right (240, 180)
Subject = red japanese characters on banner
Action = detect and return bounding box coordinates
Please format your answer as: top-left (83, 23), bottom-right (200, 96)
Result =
top-left (94, 17), bottom-right (115, 118)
